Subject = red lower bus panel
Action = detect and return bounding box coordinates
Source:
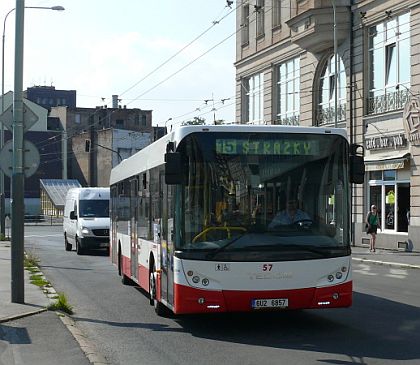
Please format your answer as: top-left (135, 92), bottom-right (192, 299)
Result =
top-left (173, 281), bottom-right (352, 314)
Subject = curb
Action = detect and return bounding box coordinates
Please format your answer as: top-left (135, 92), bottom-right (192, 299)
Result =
top-left (23, 256), bottom-right (109, 365)
top-left (352, 257), bottom-right (420, 270)
top-left (59, 313), bottom-right (109, 365)
top-left (0, 307), bottom-right (48, 324)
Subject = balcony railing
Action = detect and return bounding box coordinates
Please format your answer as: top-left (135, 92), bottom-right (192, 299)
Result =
top-left (367, 88), bottom-right (411, 115)
top-left (276, 115), bottom-right (300, 126)
top-left (317, 103), bottom-right (346, 125)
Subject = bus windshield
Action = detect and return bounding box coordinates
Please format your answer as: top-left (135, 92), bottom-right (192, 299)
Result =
top-left (176, 131), bottom-right (350, 257)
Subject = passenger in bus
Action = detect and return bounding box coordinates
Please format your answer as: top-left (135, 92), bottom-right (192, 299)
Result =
top-left (268, 199), bottom-right (310, 229)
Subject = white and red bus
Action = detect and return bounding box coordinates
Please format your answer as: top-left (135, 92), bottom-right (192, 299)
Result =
top-left (109, 125), bottom-right (364, 315)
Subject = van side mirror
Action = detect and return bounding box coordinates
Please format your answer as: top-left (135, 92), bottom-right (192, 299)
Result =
top-left (70, 211), bottom-right (77, 220)
top-left (349, 144), bottom-right (365, 184)
top-left (165, 152), bottom-right (183, 185)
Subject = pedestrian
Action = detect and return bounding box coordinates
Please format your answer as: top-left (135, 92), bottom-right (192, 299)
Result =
top-left (366, 205), bottom-right (380, 252)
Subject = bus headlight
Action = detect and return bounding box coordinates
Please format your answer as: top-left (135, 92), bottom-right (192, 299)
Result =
top-left (192, 276), bottom-right (200, 283)
top-left (335, 271), bottom-right (343, 279)
top-left (327, 274), bottom-right (334, 282)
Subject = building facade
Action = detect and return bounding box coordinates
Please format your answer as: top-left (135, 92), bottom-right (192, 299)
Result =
top-left (24, 85), bottom-right (76, 110)
top-left (235, 0), bottom-right (420, 251)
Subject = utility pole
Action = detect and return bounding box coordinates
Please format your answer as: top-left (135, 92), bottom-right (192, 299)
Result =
top-left (11, 0), bottom-right (25, 303)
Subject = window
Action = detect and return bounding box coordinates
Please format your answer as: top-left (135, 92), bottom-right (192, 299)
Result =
top-left (245, 73), bottom-right (264, 123)
top-left (272, 0), bottom-right (281, 28)
top-left (116, 119), bottom-right (124, 128)
top-left (317, 55), bottom-right (346, 125)
top-left (256, 0), bottom-right (265, 37)
top-left (368, 170), bottom-right (410, 232)
top-left (368, 13), bottom-right (411, 114)
top-left (276, 57), bottom-right (300, 125)
top-left (241, 4), bottom-right (250, 45)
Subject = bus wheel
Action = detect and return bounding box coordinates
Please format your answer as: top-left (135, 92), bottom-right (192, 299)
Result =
top-left (64, 233), bottom-right (72, 251)
top-left (149, 266), bottom-right (165, 316)
top-left (76, 237), bottom-right (84, 255)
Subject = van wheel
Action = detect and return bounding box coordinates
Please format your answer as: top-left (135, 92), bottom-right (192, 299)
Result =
top-left (76, 237), bottom-right (84, 255)
top-left (64, 233), bottom-right (72, 251)
top-left (149, 265), bottom-right (166, 316)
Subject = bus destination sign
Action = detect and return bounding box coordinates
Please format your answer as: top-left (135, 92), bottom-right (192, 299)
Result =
top-left (216, 139), bottom-right (319, 156)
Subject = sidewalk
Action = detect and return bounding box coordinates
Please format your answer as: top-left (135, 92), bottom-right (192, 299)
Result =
top-left (351, 244), bottom-right (420, 269)
top-left (0, 241), bottom-right (100, 365)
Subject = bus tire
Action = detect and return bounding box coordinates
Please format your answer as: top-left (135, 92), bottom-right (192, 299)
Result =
top-left (149, 265), bottom-right (165, 316)
top-left (64, 233), bottom-right (72, 251)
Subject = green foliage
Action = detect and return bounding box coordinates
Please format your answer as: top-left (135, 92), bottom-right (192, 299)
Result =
top-left (48, 292), bottom-right (74, 315)
top-left (0, 233), bottom-right (9, 241)
top-left (182, 116), bottom-right (206, 125)
top-left (24, 251), bottom-right (40, 268)
top-left (30, 274), bottom-right (50, 288)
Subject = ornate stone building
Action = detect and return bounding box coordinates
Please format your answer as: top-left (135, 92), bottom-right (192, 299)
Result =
top-left (235, 0), bottom-right (420, 250)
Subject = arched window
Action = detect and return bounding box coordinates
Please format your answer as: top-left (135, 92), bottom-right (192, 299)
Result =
top-left (317, 55), bottom-right (346, 125)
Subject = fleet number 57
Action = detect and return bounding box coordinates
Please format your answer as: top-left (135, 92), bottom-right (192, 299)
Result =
top-left (262, 264), bottom-right (273, 271)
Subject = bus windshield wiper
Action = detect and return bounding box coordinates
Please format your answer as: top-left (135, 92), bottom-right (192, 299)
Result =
top-left (205, 235), bottom-right (245, 259)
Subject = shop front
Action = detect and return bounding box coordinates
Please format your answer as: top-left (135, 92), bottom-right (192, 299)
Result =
top-left (359, 97), bottom-right (420, 252)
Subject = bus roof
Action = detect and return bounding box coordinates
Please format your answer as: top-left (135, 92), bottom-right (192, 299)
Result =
top-left (109, 124), bottom-right (348, 186)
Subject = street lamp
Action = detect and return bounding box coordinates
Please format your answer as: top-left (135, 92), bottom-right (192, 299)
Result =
top-left (1, 4), bottom-right (64, 303)
top-left (0, 5), bottom-right (65, 237)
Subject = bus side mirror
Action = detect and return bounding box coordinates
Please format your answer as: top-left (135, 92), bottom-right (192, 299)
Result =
top-left (165, 152), bottom-right (183, 185)
top-left (349, 144), bottom-right (365, 184)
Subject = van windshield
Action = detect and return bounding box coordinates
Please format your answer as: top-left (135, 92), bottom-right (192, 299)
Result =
top-left (79, 200), bottom-right (109, 218)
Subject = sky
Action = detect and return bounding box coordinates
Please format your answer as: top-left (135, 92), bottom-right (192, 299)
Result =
top-left (0, 0), bottom-right (237, 128)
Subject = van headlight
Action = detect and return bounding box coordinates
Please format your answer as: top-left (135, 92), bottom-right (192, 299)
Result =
top-left (81, 227), bottom-right (91, 235)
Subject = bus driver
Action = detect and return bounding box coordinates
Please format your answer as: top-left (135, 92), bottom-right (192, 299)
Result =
top-left (268, 199), bottom-right (311, 229)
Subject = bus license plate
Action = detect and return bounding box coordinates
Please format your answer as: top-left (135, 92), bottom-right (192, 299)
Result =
top-left (252, 298), bottom-right (288, 309)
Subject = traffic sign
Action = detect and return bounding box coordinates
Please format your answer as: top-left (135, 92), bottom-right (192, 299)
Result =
top-left (0, 140), bottom-right (40, 178)
top-left (0, 100), bottom-right (39, 132)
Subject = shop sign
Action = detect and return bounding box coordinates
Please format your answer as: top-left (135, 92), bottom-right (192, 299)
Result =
top-left (365, 134), bottom-right (407, 150)
top-left (403, 97), bottom-right (420, 146)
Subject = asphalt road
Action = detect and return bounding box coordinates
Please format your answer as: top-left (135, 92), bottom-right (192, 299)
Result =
top-left (24, 225), bottom-right (420, 365)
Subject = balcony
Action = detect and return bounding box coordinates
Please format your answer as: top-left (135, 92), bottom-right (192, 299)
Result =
top-left (276, 115), bottom-right (300, 126)
top-left (317, 103), bottom-right (346, 125)
top-left (367, 89), bottom-right (411, 115)
top-left (286, 0), bottom-right (350, 54)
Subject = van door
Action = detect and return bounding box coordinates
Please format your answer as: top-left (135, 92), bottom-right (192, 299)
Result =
top-left (130, 178), bottom-right (139, 281)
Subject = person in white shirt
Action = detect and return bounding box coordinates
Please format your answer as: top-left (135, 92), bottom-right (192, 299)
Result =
top-left (268, 199), bottom-right (311, 229)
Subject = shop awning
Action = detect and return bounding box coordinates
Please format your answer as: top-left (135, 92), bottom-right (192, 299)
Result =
top-left (364, 151), bottom-right (410, 171)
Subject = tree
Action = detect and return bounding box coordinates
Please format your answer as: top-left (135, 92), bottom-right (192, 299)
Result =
top-left (182, 117), bottom-right (206, 125)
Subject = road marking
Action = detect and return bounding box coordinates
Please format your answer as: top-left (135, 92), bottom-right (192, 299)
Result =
top-left (353, 263), bottom-right (378, 276)
top-left (24, 234), bottom-right (62, 238)
top-left (385, 268), bottom-right (408, 279)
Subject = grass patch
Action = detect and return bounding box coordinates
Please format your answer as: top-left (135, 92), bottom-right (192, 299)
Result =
top-left (26, 266), bottom-right (40, 274)
top-left (0, 233), bottom-right (9, 241)
top-left (24, 251), bottom-right (40, 268)
top-left (30, 274), bottom-right (50, 288)
top-left (48, 292), bottom-right (73, 315)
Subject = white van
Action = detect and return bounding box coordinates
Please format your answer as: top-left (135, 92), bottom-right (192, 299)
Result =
top-left (63, 187), bottom-right (110, 255)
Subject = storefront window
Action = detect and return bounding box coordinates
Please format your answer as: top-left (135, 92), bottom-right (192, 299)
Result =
top-left (385, 186), bottom-right (395, 229)
top-left (368, 170), bottom-right (409, 233)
